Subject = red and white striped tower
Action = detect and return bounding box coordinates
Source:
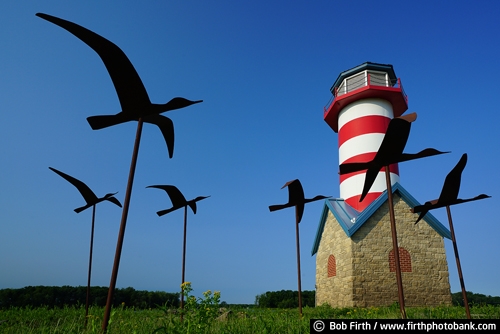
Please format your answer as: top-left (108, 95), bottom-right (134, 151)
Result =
top-left (324, 62), bottom-right (409, 211)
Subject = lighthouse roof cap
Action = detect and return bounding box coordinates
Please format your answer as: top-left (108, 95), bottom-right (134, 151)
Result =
top-left (330, 62), bottom-right (398, 94)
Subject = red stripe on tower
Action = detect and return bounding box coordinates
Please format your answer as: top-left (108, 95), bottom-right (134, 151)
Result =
top-left (324, 62), bottom-right (408, 211)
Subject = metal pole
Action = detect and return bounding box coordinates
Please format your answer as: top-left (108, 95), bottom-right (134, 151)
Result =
top-left (295, 206), bottom-right (303, 318)
top-left (102, 118), bottom-right (144, 332)
top-left (180, 205), bottom-right (188, 322)
top-left (385, 166), bottom-right (407, 319)
top-left (85, 204), bottom-right (96, 327)
top-left (446, 205), bottom-right (471, 319)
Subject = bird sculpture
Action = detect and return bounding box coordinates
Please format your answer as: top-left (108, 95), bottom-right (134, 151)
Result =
top-left (49, 166), bottom-right (121, 326)
top-left (49, 167), bottom-right (122, 213)
top-left (412, 153), bottom-right (491, 224)
top-left (147, 185), bottom-right (210, 216)
top-left (269, 179), bottom-right (329, 224)
top-left (269, 178), bottom-right (329, 317)
top-left (37, 13), bottom-right (202, 158)
top-left (339, 112), bottom-right (449, 203)
top-left (147, 184), bottom-right (209, 321)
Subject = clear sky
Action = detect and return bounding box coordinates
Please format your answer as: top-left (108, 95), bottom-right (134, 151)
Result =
top-left (1, 1), bottom-right (499, 305)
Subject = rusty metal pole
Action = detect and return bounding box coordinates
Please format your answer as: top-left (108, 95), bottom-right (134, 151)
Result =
top-left (102, 118), bottom-right (144, 332)
top-left (294, 206), bottom-right (303, 318)
top-left (385, 166), bottom-right (407, 319)
top-left (84, 204), bottom-right (96, 327)
top-left (446, 205), bottom-right (471, 319)
top-left (180, 205), bottom-right (188, 322)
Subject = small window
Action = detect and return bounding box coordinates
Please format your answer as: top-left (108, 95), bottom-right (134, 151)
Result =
top-left (328, 255), bottom-right (336, 277)
top-left (389, 247), bottom-right (412, 272)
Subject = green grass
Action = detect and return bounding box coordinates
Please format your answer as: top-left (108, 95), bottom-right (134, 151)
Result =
top-left (0, 304), bottom-right (499, 333)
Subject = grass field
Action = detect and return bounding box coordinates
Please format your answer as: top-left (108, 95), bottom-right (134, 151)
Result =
top-left (1, 303), bottom-right (499, 334)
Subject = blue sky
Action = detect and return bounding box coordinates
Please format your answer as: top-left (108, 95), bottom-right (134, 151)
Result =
top-left (1, 1), bottom-right (499, 304)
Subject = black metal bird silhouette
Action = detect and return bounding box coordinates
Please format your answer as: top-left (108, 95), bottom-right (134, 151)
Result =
top-left (38, 13), bottom-right (204, 330)
top-left (411, 153), bottom-right (490, 320)
top-left (269, 179), bottom-right (329, 317)
top-left (412, 153), bottom-right (491, 224)
top-left (269, 179), bottom-right (330, 224)
top-left (49, 167), bottom-right (122, 213)
top-left (37, 13), bottom-right (202, 158)
top-left (147, 185), bottom-right (210, 216)
top-left (49, 166), bottom-right (121, 326)
top-left (147, 184), bottom-right (209, 321)
top-left (339, 112), bottom-right (449, 203)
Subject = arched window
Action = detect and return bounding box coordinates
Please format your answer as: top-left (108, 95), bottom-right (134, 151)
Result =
top-left (327, 255), bottom-right (336, 277)
top-left (389, 247), bottom-right (412, 272)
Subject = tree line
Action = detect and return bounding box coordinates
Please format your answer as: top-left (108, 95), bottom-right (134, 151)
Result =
top-left (254, 290), bottom-right (500, 308)
top-left (0, 286), bottom-right (179, 309)
top-left (451, 291), bottom-right (500, 306)
top-left (255, 290), bottom-right (315, 308)
top-left (2, 286), bottom-right (499, 309)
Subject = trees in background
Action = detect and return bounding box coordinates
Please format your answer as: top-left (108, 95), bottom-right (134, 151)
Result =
top-left (451, 291), bottom-right (500, 306)
top-left (255, 290), bottom-right (500, 308)
top-left (3, 287), bottom-right (499, 309)
top-left (255, 290), bottom-right (315, 308)
top-left (0, 286), bottom-right (179, 309)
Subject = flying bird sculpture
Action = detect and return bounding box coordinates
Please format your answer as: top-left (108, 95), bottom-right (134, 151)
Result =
top-left (37, 13), bottom-right (202, 158)
top-left (49, 166), bottom-right (121, 326)
top-left (49, 167), bottom-right (122, 213)
top-left (147, 184), bottom-right (210, 216)
top-left (412, 153), bottom-right (491, 224)
top-left (269, 179), bottom-right (330, 224)
top-left (269, 179), bottom-right (329, 317)
top-left (38, 13), bottom-right (204, 331)
top-left (147, 184), bottom-right (209, 321)
top-left (411, 154), bottom-right (490, 320)
top-left (339, 112), bottom-right (449, 203)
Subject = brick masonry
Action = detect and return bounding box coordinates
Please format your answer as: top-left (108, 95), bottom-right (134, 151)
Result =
top-left (315, 194), bottom-right (452, 307)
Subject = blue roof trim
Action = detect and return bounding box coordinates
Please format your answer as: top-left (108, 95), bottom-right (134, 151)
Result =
top-left (311, 182), bottom-right (451, 256)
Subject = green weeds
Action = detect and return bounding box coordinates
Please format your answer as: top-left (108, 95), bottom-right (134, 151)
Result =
top-left (0, 286), bottom-right (498, 333)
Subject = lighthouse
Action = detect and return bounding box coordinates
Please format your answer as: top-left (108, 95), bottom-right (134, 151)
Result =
top-left (324, 62), bottom-right (408, 211)
top-left (312, 62), bottom-right (453, 308)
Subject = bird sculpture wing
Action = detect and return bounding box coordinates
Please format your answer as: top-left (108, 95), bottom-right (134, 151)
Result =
top-left (437, 153), bottom-right (467, 203)
top-left (147, 185), bottom-right (188, 216)
top-left (412, 202), bottom-right (434, 224)
top-left (36, 13), bottom-right (151, 112)
top-left (49, 167), bottom-right (99, 205)
top-left (186, 196), bottom-right (211, 215)
top-left (103, 193), bottom-right (123, 208)
top-left (413, 153), bottom-right (490, 224)
top-left (284, 179), bottom-right (305, 205)
top-left (143, 114), bottom-right (175, 158)
top-left (269, 179), bottom-right (328, 224)
top-left (413, 154), bottom-right (467, 223)
top-left (372, 115), bottom-right (414, 164)
top-left (268, 179), bottom-right (304, 212)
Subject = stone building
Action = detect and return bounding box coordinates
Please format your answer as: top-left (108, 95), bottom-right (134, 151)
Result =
top-left (311, 183), bottom-right (453, 307)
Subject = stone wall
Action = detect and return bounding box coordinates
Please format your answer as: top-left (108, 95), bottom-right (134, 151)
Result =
top-left (315, 194), bottom-right (452, 307)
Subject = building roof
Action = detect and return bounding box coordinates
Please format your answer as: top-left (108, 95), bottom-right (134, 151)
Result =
top-left (311, 182), bottom-right (452, 256)
top-left (330, 62), bottom-right (398, 94)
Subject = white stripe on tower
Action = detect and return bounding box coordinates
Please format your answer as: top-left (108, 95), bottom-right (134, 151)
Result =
top-left (338, 98), bottom-right (400, 211)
